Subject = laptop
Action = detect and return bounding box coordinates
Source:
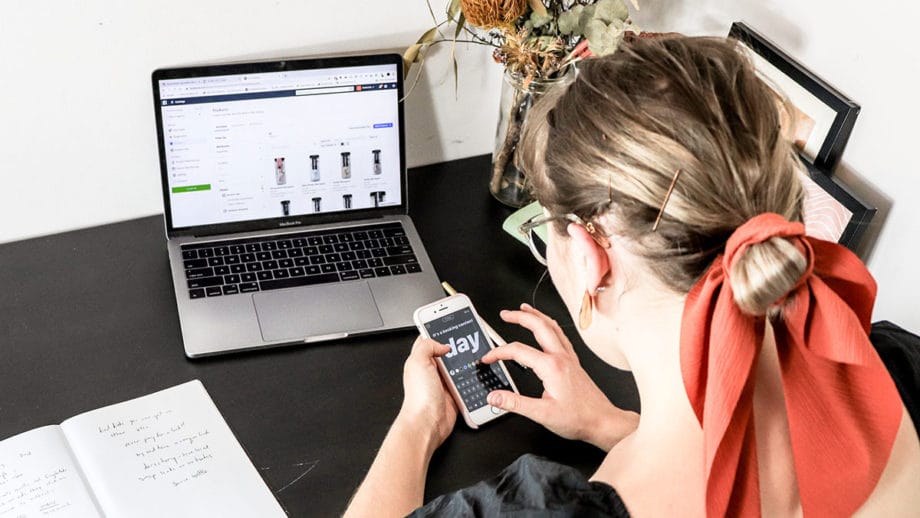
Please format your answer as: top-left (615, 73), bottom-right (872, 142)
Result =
top-left (152, 53), bottom-right (445, 358)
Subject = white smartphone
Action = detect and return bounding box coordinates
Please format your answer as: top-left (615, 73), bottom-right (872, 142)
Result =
top-left (413, 294), bottom-right (520, 429)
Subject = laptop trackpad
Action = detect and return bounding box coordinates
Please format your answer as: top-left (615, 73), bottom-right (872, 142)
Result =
top-left (252, 283), bottom-right (383, 342)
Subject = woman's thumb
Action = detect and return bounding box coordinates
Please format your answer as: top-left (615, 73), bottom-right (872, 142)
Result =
top-left (487, 390), bottom-right (541, 421)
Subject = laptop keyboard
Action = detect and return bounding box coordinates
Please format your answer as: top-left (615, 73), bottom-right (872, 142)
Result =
top-left (179, 222), bottom-right (421, 300)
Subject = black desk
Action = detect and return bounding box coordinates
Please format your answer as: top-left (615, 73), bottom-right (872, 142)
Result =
top-left (0, 155), bottom-right (639, 516)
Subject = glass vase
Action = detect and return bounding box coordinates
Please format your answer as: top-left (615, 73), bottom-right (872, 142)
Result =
top-left (490, 67), bottom-right (575, 208)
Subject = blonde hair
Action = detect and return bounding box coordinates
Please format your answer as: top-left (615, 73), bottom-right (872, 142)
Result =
top-left (519, 36), bottom-right (807, 316)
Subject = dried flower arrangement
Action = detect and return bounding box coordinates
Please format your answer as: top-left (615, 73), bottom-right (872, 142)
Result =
top-left (405, 0), bottom-right (641, 206)
top-left (406, 0), bottom-right (640, 86)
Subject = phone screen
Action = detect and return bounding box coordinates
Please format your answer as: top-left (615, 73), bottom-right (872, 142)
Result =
top-left (424, 307), bottom-right (513, 411)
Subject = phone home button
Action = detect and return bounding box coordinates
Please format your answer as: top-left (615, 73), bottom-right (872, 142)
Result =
top-left (490, 406), bottom-right (503, 415)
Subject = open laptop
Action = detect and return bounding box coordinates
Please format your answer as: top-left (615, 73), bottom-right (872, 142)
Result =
top-left (152, 53), bottom-right (444, 358)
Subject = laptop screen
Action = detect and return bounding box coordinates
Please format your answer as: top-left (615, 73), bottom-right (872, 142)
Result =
top-left (154, 56), bottom-right (404, 233)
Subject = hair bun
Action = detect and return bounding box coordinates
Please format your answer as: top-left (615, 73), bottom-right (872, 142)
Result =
top-left (729, 236), bottom-right (808, 316)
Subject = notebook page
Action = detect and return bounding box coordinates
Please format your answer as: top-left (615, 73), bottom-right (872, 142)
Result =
top-left (60, 380), bottom-right (285, 518)
top-left (0, 425), bottom-right (102, 517)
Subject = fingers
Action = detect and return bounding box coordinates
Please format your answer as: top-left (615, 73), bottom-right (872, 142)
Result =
top-left (500, 305), bottom-right (574, 355)
top-left (520, 304), bottom-right (574, 352)
top-left (410, 336), bottom-right (451, 360)
top-left (519, 303), bottom-right (559, 330)
top-left (487, 390), bottom-right (547, 423)
top-left (482, 342), bottom-right (547, 374)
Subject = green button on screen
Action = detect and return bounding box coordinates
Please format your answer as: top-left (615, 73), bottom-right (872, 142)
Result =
top-left (172, 184), bottom-right (211, 193)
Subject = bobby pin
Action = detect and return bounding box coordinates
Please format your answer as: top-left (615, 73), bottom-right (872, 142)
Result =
top-left (652, 168), bottom-right (682, 232)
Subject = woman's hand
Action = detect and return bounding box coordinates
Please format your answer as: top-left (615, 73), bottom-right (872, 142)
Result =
top-left (344, 338), bottom-right (457, 518)
top-left (395, 337), bottom-right (458, 455)
top-left (482, 304), bottom-right (638, 451)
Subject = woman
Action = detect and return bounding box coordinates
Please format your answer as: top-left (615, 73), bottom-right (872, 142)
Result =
top-left (344, 36), bottom-right (920, 516)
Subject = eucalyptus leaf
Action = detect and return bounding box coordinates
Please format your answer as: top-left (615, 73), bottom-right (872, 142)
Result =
top-left (404, 43), bottom-right (424, 67)
top-left (453, 54), bottom-right (459, 98)
top-left (595, 0), bottom-right (629, 24)
top-left (584, 19), bottom-right (607, 42)
top-left (562, 5), bottom-right (585, 34)
top-left (558, 10), bottom-right (579, 34)
top-left (578, 4), bottom-right (597, 33)
top-left (587, 38), bottom-right (611, 56)
top-left (587, 22), bottom-right (625, 56)
top-left (403, 25), bottom-right (438, 75)
top-left (446, 0), bottom-right (462, 21)
top-left (530, 10), bottom-right (553, 29)
top-left (454, 13), bottom-right (466, 39)
top-left (417, 25), bottom-right (439, 45)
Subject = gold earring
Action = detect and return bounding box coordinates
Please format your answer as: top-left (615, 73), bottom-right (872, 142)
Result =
top-left (578, 287), bottom-right (606, 330)
top-left (578, 290), bottom-right (593, 330)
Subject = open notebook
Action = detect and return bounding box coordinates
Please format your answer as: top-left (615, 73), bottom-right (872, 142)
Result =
top-left (0, 380), bottom-right (285, 517)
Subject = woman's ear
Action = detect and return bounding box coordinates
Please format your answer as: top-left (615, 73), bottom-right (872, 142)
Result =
top-left (566, 223), bottom-right (611, 292)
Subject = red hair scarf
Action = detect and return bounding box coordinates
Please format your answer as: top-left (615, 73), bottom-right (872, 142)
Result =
top-left (681, 213), bottom-right (902, 516)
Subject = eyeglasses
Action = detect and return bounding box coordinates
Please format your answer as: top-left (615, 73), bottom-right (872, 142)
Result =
top-left (519, 212), bottom-right (609, 266)
top-left (519, 213), bottom-right (552, 266)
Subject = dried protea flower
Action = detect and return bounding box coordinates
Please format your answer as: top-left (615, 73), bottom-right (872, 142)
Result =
top-left (460, 0), bottom-right (528, 30)
top-left (499, 28), bottom-right (566, 84)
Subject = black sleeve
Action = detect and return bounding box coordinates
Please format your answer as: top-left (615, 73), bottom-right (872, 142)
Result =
top-left (871, 320), bottom-right (920, 436)
top-left (408, 454), bottom-right (629, 517)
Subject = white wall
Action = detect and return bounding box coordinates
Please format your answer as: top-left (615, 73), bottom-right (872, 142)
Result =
top-left (0, 0), bottom-right (501, 242)
top-left (1, 1), bottom-right (917, 329)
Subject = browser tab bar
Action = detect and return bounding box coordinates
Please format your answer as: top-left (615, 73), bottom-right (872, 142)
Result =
top-left (159, 65), bottom-right (398, 100)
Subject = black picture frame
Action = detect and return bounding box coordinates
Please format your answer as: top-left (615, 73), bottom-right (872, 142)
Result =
top-left (728, 22), bottom-right (873, 251)
top-left (728, 21), bottom-right (860, 175)
top-left (799, 161), bottom-right (876, 251)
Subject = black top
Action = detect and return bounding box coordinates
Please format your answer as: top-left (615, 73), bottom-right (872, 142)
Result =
top-left (412, 320), bottom-right (920, 517)
top-left (871, 320), bottom-right (920, 434)
top-left (410, 454), bottom-right (629, 517)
